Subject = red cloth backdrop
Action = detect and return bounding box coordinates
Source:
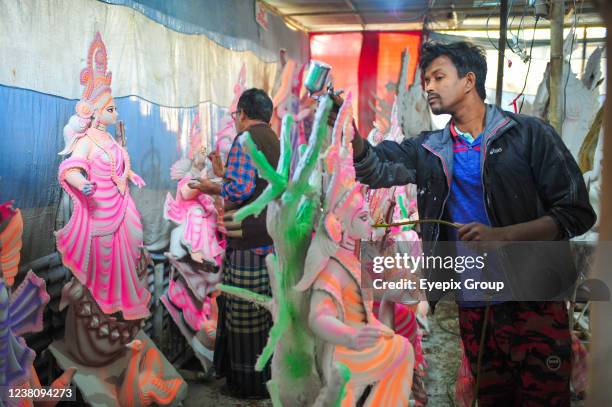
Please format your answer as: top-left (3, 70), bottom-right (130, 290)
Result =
top-left (310, 31), bottom-right (422, 135)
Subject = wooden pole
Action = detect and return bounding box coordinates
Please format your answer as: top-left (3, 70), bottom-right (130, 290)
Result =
top-left (495, 0), bottom-right (508, 106)
top-left (581, 26), bottom-right (588, 75)
top-left (549, 0), bottom-right (565, 135)
top-left (587, 2), bottom-right (612, 404)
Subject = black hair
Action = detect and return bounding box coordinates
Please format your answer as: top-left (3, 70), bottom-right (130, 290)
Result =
top-left (237, 88), bottom-right (273, 122)
top-left (419, 41), bottom-right (488, 100)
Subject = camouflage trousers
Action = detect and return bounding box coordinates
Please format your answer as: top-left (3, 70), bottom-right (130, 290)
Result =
top-left (458, 301), bottom-right (571, 407)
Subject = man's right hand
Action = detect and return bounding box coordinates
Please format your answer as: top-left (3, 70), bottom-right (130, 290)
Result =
top-left (326, 93), bottom-right (365, 158)
top-left (209, 152), bottom-right (225, 178)
top-left (327, 93), bottom-right (344, 127)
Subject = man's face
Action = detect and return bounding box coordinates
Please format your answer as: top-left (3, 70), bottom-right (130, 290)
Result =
top-left (423, 55), bottom-right (468, 115)
top-left (233, 109), bottom-right (248, 133)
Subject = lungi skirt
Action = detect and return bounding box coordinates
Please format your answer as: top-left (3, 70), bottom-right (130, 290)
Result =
top-left (213, 248), bottom-right (272, 398)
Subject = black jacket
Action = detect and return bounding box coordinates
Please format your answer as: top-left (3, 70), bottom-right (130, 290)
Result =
top-left (355, 104), bottom-right (596, 304)
top-left (354, 104), bottom-right (596, 242)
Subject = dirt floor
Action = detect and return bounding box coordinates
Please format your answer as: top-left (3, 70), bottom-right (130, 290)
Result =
top-left (421, 301), bottom-right (463, 406)
top-left (182, 301), bottom-right (585, 406)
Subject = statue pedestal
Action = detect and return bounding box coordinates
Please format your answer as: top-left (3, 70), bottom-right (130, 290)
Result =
top-left (161, 256), bottom-right (218, 376)
top-left (160, 295), bottom-right (214, 375)
top-left (48, 331), bottom-right (187, 407)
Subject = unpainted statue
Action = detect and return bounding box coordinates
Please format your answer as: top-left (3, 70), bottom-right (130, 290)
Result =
top-left (215, 64), bottom-right (247, 163)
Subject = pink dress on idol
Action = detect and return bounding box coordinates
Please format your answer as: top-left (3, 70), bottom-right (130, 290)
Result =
top-left (56, 127), bottom-right (150, 320)
top-left (164, 175), bottom-right (224, 267)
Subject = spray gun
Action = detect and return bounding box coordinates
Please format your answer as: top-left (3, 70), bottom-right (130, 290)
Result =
top-left (304, 60), bottom-right (343, 99)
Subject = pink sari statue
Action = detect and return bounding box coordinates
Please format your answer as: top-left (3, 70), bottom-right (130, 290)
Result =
top-left (165, 176), bottom-right (223, 266)
top-left (162, 113), bottom-right (223, 373)
top-left (55, 32), bottom-right (150, 321)
top-left (165, 114), bottom-right (224, 267)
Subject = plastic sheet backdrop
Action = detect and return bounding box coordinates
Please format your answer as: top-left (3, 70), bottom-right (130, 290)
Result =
top-left (0, 0), bottom-right (279, 107)
top-left (0, 86), bottom-right (229, 262)
top-left (0, 0), bottom-right (309, 262)
top-left (100, 0), bottom-right (309, 62)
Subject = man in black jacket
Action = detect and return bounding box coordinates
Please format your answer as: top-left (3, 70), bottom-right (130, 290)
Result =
top-left (333, 41), bottom-right (595, 406)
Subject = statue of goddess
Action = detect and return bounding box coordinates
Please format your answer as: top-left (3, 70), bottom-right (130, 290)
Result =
top-left (55, 32), bottom-right (150, 321)
top-left (295, 96), bottom-right (414, 406)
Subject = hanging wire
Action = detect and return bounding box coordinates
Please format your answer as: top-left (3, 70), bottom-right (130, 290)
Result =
top-left (519, 16), bottom-right (540, 113)
top-left (485, 8), bottom-right (500, 50)
top-left (516, 1), bottom-right (529, 52)
top-left (506, 0), bottom-right (517, 52)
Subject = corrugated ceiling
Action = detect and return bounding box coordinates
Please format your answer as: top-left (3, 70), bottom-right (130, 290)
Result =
top-left (262, 0), bottom-right (602, 32)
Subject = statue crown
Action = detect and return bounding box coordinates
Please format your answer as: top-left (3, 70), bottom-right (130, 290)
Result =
top-left (79, 32), bottom-right (112, 106)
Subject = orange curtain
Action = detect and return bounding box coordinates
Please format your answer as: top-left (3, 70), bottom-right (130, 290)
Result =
top-left (309, 31), bottom-right (422, 135)
top-left (310, 33), bottom-right (363, 115)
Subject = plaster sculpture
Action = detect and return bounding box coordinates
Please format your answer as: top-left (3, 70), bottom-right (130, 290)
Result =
top-left (527, 34), bottom-right (603, 161)
top-left (51, 32), bottom-right (185, 406)
top-left (0, 201), bottom-right (22, 287)
top-left (0, 204), bottom-right (76, 406)
top-left (527, 38), bottom-right (604, 242)
top-left (217, 92), bottom-right (414, 405)
top-left (397, 63), bottom-right (434, 138)
top-left (270, 50), bottom-right (304, 138)
top-left (216, 94), bottom-right (337, 406)
top-left (368, 52), bottom-right (433, 139)
top-left (163, 110), bottom-right (225, 373)
top-left (160, 255), bottom-right (219, 374)
top-left (367, 86), bottom-right (429, 405)
top-left (215, 64), bottom-right (247, 163)
top-left (165, 112), bottom-right (224, 267)
top-left (0, 273), bottom-right (77, 407)
top-left (579, 127), bottom-right (604, 241)
top-left (296, 94), bottom-right (414, 406)
top-left (55, 31), bottom-right (150, 321)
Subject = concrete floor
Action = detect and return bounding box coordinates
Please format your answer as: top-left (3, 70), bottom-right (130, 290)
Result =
top-left (182, 301), bottom-right (585, 406)
top-left (183, 377), bottom-right (272, 407)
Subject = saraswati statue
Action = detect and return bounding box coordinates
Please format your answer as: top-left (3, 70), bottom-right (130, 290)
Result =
top-left (51, 32), bottom-right (186, 406)
top-left (162, 112), bottom-right (223, 371)
top-left (55, 32), bottom-right (150, 322)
